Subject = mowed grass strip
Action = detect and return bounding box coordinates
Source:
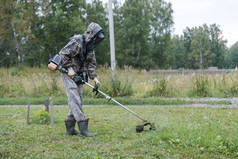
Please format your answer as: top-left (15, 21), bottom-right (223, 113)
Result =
top-left (0, 107), bottom-right (238, 158)
top-left (0, 97), bottom-right (232, 105)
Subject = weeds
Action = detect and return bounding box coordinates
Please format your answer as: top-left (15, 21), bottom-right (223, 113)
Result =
top-left (1, 67), bottom-right (238, 98)
top-left (110, 76), bottom-right (133, 97)
top-left (229, 83), bottom-right (238, 96)
top-left (89, 74), bottom-right (134, 98)
top-left (216, 73), bottom-right (238, 97)
top-left (192, 74), bottom-right (211, 97)
top-left (32, 108), bottom-right (50, 124)
top-left (0, 83), bottom-right (9, 97)
top-left (147, 78), bottom-right (171, 97)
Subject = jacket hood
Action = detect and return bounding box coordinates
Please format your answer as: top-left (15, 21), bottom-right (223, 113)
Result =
top-left (84, 22), bottom-right (104, 51)
top-left (84, 22), bottom-right (103, 43)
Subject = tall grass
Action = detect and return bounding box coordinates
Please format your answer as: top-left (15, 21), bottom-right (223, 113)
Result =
top-left (1, 67), bottom-right (238, 98)
top-left (0, 67), bottom-right (65, 97)
top-left (146, 77), bottom-right (172, 97)
top-left (82, 71), bottom-right (134, 98)
top-left (192, 74), bottom-right (211, 97)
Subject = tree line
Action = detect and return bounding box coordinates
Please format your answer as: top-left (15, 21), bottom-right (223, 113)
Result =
top-left (0, 0), bottom-right (237, 69)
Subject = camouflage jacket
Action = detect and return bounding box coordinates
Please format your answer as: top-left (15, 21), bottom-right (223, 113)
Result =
top-left (59, 35), bottom-right (97, 80)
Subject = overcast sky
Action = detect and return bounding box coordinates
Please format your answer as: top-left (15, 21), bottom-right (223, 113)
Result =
top-left (104, 0), bottom-right (238, 47)
top-left (167, 0), bottom-right (238, 47)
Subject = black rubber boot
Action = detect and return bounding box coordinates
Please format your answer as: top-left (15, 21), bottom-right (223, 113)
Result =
top-left (65, 120), bottom-right (79, 135)
top-left (77, 118), bottom-right (97, 137)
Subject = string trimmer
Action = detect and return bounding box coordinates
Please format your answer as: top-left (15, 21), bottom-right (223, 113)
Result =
top-left (49, 54), bottom-right (156, 133)
top-left (83, 81), bottom-right (156, 132)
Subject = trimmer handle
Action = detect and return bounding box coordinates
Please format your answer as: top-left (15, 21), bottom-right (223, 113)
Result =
top-left (57, 65), bottom-right (68, 73)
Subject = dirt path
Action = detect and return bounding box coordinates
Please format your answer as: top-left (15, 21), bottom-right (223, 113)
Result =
top-left (160, 97), bottom-right (238, 105)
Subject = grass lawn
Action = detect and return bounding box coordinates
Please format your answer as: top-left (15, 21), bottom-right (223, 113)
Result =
top-left (0, 97), bottom-right (232, 105)
top-left (1, 106), bottom-right (238, 158)
top-left (0, 97), bottom-right (193, 105)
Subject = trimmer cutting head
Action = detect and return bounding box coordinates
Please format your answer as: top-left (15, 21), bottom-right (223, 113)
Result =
top-left (136, 122), bottom-right (156, 133)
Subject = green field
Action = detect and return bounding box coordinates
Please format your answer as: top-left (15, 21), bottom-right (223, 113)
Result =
top-left (1, 106), bottom-right (238, 158)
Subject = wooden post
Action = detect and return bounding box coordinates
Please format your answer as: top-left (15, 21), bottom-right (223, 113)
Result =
top-left (50, 97), bottom-right (54, 123)
top-left (27, 101), bottom-right (30, 124)
top-left (45, 98), bottom-right (49, 112)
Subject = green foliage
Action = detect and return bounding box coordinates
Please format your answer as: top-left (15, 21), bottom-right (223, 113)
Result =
top-left (49, 72), bottom-right (62, 96)
top-left (221, 80), bottom-right (238, 97)
top-left (82, 75), bottom-right (133, 98)
top-left (189, 26), bottom-right (215, 69)
top-left (192, 74), bottom-right (211, 97)
top-left (229, 84), bottom-right (238, 96)
top-left (226, 41), bottom-right (238, 68)
top-left (176, 24), bottom-right (227, 69)
top-left (0, 0), bottom-right (175, 69)
top-left (0, 0), bottom-right (232, 69)
top-left (86, 0), bottom-right (110, 65)
top-left (117, 0), bottom-right (173, 69)
top-left (99, 75), bottom-right (134, 97)
top-left (147, 78), bottom-right (170, 97)
top-left (0, 0), bottom-right (39, 67)
top-left (110, 76), bottom-right (134, 97)
top-left (3, 67), bottom-right (238, 99)
top-left (215, 73), bottom-right (238, 97)
top-left (32, 108), bottom-right (50, 124)
top-left (149, 0), bottom-right (174, 69)
top-left (0, 83), bottom-right (9, 98)
top-left (0, 69), bottom-right (27, 97)
top-left (169, 35), bottom-right (186, 69)
top-left (40, 0), bottom-right (86, 64)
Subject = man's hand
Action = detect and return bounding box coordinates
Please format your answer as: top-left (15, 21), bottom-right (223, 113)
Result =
top-left (67, 67), bottom-right (76, 78)
top-left (73, 75), bottom-right (84, 84)
top-left (93, 77), bottom-right (100, 86)
top-left (48, 62), bottom-right (57, 71)
top-left (93, 77), bottom-right (100, 94)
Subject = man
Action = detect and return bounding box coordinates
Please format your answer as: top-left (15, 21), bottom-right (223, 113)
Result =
top-left (48, 22), bottom-right (104, 137)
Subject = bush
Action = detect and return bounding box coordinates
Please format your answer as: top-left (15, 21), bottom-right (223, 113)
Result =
top-left (109, 76), bottom-right (134, 97)
top-left (32, 108), bottom-right (50, 124)
top-left (0, 84), bottom-right (9, 97)
top-left (91, 76), bottom-right (134, 97)
top-left (192, 74), bottom-right (210, 97)
top-left (228, 83), bottom-right (238, 96)
top-left (147, 78), bottom-right (170, 97)
top-left (0, 82), bottom-right (26, 98)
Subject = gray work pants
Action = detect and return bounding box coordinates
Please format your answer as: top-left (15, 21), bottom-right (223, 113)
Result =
top-left (62, 73), bottom-right (86, 121)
